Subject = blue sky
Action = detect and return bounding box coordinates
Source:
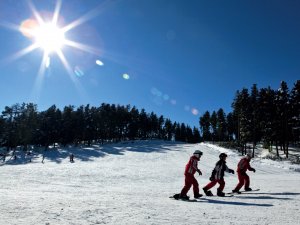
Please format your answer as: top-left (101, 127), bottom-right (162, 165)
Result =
top-left (0, 0), bottom-right (299, 128)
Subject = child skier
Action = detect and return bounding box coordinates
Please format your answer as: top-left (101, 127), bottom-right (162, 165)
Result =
top-left (203, 153), bottom-right (234, 197)
top-left (232, 153), bottom-right (256, 193)
top-left (178, 150), bottom-right (203, 199)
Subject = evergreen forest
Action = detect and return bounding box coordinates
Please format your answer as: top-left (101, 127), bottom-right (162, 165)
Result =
top-left (199, 80), bottom-right (300, 158)
top-left (0, 80), bottom-right (299, 159)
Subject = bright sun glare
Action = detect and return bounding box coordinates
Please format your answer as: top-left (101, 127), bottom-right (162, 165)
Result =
top-left (20, 19), bottom-right (66, 55)
top-left (6, 0), bottom-right (104, 101)
top-left (15, 0), bottom-right (101, 73)
top-left (33, 23), bottom-right (66, 54)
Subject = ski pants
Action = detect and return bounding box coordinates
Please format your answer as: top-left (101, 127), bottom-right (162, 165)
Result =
top-left (180, 174), bottom-right (199, 196)
top-left (203, 179), bottom-right (225, 192)
top-left (234, 171), bottom-right (250, 191)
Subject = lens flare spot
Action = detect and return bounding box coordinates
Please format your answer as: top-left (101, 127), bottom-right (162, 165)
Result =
top-left (123, 73), bottom-right (130, 80)
top-left (170, 99), bottom-right (177, 105)
top-left (191, 108), bottom-right (199, 115)
top-left (163, 94), bottom-right (169, 101)
top-left (151, 87), bottom-right (159, 96)
top-left (20, 19), bottom-right (39, 38)
top-left (184, 105), bottom-right (190, 111)
top-left (74, 66), bottom-right (84, 77)
top-left (96, 59), bottom-right (104, 66)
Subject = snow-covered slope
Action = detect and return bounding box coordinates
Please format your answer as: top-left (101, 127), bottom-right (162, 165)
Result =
top-left (1, 141), bottom-right (300, 225)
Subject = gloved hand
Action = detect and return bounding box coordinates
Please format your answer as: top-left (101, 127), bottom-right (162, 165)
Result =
top-left (229, 169), bottom-right (235, 174)
top-left (252, 168), bottom-right (256, 173)
top-left (197, 169), bottom-right (202, 176)
top-left (209, 176), bottom-right (215, 181)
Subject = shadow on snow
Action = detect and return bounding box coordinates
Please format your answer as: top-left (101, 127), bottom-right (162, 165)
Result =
top-left (199, 198), bottom-right (273, 207)
top-left (0, 141), bottom-right (187, 165)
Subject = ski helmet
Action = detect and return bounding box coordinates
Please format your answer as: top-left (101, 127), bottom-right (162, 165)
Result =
top-left (193, 150), bottom-right (203, 158)
top-left (246, 153), bottom-right (252, 159)
top-left (219, 153), bottom-right (228, 159)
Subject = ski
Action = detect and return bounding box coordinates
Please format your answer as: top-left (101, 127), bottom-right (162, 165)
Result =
top-left (227, 188), bottom-right (260, 195)
top-left (169, 197), bottom-right (198, 202)
top-left (203, 194), bottom-right (234, 197)
top-left (169, 194), bottom-right (198, 202)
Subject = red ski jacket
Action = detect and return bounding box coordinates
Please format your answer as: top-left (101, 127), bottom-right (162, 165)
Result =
top-left (184, 156), bottom-right (200, 176)
top-left (237, 157), bottom-right (254, 173)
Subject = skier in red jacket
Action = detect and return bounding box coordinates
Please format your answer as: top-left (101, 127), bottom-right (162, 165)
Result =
top-left (179, 150), bottom-right (203, 199)
top-left (232, 153), bottom-right (256, 193)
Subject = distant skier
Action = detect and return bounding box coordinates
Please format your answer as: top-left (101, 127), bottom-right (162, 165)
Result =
top-left (0, 153), bottom-right (5, 162)
top-left (178, 150), bottom-right (203, 199)
top-left (69, 153), bottom-right (74, 163)
top-left (203, 153), bottom-right (234, 197)
top-left (232, 153), bottom-right (256, 193)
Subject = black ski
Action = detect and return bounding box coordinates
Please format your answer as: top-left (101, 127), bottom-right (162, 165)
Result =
top-left (169, 194), bottom-right (198, 202)
top-left (227, 188), bottom-right (260, 195)
top-left (204, 194), bottom-right (234, 197)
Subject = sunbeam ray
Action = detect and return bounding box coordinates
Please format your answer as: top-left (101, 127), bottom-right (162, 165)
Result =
top-left (57, 49), bottom-right (89, 101)
top-left (52, 0), bottom-right (62, 25)
top-left (64, 39), bottom-right (100, 55)
top-left (31, 52), bottom-right (49, 101)
top-left (28, 0), bottom-right (45, 25)
top-left (5, 43), bottom-right (39, 63)
top-left (0, 21), bottom-right (20, 32)
top-left (56, 49), bottom-right (74, 78)
top-left (62, 0), bottom-right (117, 33)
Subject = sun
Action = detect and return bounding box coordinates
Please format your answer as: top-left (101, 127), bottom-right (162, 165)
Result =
top-left (2, 0), bottom-right (107, 102)
top-left (20, 19), bottom-right (66, 55)
top-left (33, 22), bottom-right (66, 54)
top-left (10, 0), bottom-right (105, 75)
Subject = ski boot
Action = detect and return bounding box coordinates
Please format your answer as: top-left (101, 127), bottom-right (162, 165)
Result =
top-left (179, 194), bottom-right (190, 200)
top-left (203, 188), bottom-right (213, 196)
top-left (172, 193), bottom-right (180, 199)
top-left (244, 187), bottom-right (252, 191)
top-left (194, 193), bottom-right (203, 199)
top-left (232, 189), bottom-right (241, 194)
top-left (217, 189), bottom-right (225, 197)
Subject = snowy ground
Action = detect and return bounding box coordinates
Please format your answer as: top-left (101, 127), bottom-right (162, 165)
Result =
top-left (1, 141), bottom-right (300, 225)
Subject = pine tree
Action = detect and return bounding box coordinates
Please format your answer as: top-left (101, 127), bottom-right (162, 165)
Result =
top-left (275, 81), bottom-right (291, 157)
top-left (2, 104), bottom-right (22, 150)
top-left (216, 108), bottom-right (227, 142)
top-left (199, 111), bottom-right (211, 141)
top-left (186, 126), bottom-right (193, 143)
top-left (149, 112), bottom-right (159, 139)
top-left (210, 111), bottom-right (217, 142)
top-left (39, 105), bottom-right (62, 149)
top-left (61, 105), bottom-right (76, 146)
top-left (128, 106), bottom-right (139, 140)
top-left (158, 115), bottom-right (165, 139)
top-left (258, 87), bottom-right (276, 152)
top-left (16, 103), bottom-right (39, 151)
top-left (232, 88), bottom-right (251, 154)
top-left (0, 116), bottom-right (4, 146)
top-left (226, 112), bottom-right (236, 141)
top-left (192, 127), bottom-right (201, 143)
top-left (164, 119), bottom-right (173, 141)
top-left (290, 80), bottom-right (300, 144)
top-left (249, 84), bottom-right (261, 157)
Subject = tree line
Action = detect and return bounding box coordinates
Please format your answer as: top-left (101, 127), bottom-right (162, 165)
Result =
top-left (0, 103), bottom-right (201, 151)
top-left (199, 80), bottom-right (300, 158)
